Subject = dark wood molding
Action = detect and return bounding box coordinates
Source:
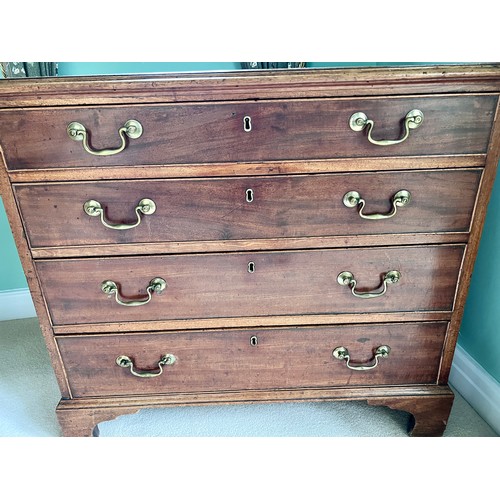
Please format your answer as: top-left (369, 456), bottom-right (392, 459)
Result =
top-left (56, 385), bottom-right (455, 437)
top-left (1, 64), bottom-right (500, 107)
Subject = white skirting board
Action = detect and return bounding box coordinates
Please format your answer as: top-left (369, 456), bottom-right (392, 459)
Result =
top-left (0, 288), bottom-right (36, 321)
top-left (449, 343), bottom-right (500, 435)
top-left (0, 287), bottom-right (498, 434)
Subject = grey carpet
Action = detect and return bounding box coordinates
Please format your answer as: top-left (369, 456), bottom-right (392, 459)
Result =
top-left (0, 318), bottom-right (497, 437)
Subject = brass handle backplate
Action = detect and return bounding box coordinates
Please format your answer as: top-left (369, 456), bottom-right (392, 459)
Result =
top-left (67, 119), bottom-right (143, 156)
top-left (337, 270), bottom-right (400, 299)
top-left (84, 198), bottom-right (156, 230)
top-left (349, 109), bottom-right (423, 146)
top-left (116, 353), bottom-right (176, 378)
top-left (101, 277), bottom-right (166, 307)
top-left (343, 190), bottom-right (411, 220)
top-left (332, 345), bottom-right (391, 371)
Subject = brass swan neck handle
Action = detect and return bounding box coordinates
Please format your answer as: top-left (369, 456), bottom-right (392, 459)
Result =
top-left (67, 119), bottom-right (143, 156)
top-left (343, 190), bottom-right (411, 220)
top-left (101, 277), bottom-right (166, 307)
top-left (337, 270), bottom-right (401, 299)
top-left (83, 198), bottom-right (156, 230)
top-left (349, 109), bottom-right (423, 146)
top-left (116, 353), bottom-right (176, 378)
top-left (332, 345), bottom-right (391, 371)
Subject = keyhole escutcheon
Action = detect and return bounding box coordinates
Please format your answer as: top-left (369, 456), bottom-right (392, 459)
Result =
top-left (250, 335), bottom-right (258, 346)
top-left (243, 115), bottom-right (252, 132)
top-left (246, 188), bottom-right (254, 203)
top-left (248, 261), bottom-right (255, 273)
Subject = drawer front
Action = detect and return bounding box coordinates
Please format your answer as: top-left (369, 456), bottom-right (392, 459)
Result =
top-left (36, 245), bottom-right (464, 327)
top-left (56, 322), bottom-right (448, 398)
top-left (15, 169), bottom-right (481, 249)
top-left (1, 95), bottom-right (496, 169)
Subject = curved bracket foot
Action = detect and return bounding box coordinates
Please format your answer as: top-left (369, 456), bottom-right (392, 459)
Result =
top-left (56, 404), bottom-right (141, 437)
top-left (367, 392), bottom-right (455, 437)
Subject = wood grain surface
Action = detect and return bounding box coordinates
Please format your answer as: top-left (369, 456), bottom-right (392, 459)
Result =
top-left (7, 155), bottom-right (487, 183)
top-left (1, 65), bottom-right (499, 437)
top-left (1, 95), bottom-right (496, 169)
top-left (1, 64), bottom-right (499, 107)
top-left (15, 169), bottom-right (481, 249)
top-left (35, 245), bottom-right (465, 327)
top-left (56, 322), bottom-right (448, 398)
top-left (367, 393), bottom-right (455, 436)
top-left (54, 385), bottom-right (455, 437)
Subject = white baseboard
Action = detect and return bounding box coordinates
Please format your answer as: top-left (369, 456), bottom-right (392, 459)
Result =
top-left (450, 343), bottom-right (500, 435)
top-left (0, 288), bottom-right (36, 321)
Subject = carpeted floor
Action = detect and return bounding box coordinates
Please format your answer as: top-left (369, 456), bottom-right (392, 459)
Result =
top-left (0, 317), bottom-right (497, 437)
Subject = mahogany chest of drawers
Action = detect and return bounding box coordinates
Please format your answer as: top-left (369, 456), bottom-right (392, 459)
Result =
top-left (1, 65), bottom-right (499, 436)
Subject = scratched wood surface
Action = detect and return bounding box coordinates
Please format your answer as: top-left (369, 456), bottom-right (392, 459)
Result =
top-left (0, 95), bottom-right (496, 169)
top-left (15, 169), bottom-right (481, 249)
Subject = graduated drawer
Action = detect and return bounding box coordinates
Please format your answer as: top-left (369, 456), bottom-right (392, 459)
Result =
top-left (1, 95), bottom-right (496, 170)
top-left (36, 245), bottom-right (464, 327)
top-left (15, 169), bottom-right (481, 249)
top-left (56, 322), bottom-right (448, 398)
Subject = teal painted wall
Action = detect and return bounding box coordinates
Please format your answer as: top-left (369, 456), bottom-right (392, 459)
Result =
top-left (0, 62), bottom-right (499, 383)
top-left (458, 162), bottom-right (500, 382)
top-left (57, 62), bottom-right (239, 76)
top-left (0, 198), bottom-right (27, 289)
